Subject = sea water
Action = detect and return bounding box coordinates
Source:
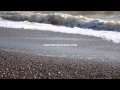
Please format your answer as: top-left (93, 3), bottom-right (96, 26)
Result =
top-left (0, 11), bottom-right (120, 43)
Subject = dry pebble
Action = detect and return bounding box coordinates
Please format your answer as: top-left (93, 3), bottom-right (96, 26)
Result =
top-left (0, 49), bottom-right (120, 79)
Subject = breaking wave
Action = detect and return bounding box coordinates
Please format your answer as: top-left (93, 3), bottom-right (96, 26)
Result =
top-left (0, 12), bottom-right (120, 43)
top-left (1, 12), bottom-right (120, 31)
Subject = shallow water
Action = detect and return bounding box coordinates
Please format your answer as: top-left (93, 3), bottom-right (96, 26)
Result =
top-left (0, 28), bottom-right (120, 63)
top-left (0, 11), bottom-right (120, 62)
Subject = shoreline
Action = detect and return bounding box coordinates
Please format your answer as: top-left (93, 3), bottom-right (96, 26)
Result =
top-left (0, 49), bottom-right (120, 79)
top-left (0, 27), bottom-right (120, 79)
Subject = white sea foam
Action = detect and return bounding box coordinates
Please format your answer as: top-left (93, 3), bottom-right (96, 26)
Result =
top-left (1, 12), bottom-right (120, 31)
top-left (0, 18), bottom-right (120, 43)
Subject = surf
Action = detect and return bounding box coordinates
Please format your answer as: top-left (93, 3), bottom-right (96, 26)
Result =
top-left (1, 12), bottom-right (120, 31)
top-left (0, 12), bottom-right (120, 43)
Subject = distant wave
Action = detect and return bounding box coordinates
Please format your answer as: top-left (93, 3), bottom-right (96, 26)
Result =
top-left (1, 12), bottom-right (120, 31)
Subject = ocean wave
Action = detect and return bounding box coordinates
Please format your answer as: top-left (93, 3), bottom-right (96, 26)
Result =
top-left (1, 12), bottom-right (120, 31)
top-left (0, 19), bottom-right (120, 43)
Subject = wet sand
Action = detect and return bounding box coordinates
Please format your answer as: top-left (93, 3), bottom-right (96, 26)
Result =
top-left (0, 49), bottom-right (120, 79)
